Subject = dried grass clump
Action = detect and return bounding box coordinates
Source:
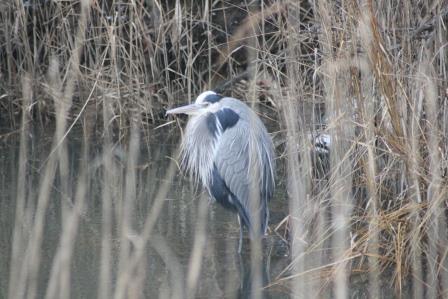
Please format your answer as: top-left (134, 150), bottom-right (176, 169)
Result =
top-left (285, 0), bottom-right (447, 297)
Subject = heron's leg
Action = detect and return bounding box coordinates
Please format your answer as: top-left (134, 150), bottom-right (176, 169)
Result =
top-left (237, 215), bottom-right (243, 254)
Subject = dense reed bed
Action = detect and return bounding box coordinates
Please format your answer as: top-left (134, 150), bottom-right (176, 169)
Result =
top-left (1, 0), bottom-right (447, 298)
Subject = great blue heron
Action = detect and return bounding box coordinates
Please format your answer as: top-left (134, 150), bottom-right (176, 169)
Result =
top-left (167, 91), bottom-right (275, 252)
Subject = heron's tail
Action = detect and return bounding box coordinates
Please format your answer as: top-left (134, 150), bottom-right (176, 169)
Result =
top-left (232, 194), bottom-right (268, 239)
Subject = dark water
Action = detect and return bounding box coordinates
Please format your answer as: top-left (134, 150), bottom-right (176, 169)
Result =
top-left (0, 124), bottom-right (290, 298)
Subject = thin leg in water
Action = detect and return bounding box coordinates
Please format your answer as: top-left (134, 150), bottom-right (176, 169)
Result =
top-left (237, 215), bottom-right (243, 253)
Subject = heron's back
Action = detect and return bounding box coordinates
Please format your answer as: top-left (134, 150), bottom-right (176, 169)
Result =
top-left (210, 98), bottom-right (275, 235)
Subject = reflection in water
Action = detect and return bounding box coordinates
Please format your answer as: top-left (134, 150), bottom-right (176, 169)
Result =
top-left (237, 252), bottom-right (270, 299)
top-left (0, 125), bottom-right (290, 298)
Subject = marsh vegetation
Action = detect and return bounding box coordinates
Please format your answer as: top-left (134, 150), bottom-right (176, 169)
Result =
top-left (0, 0), bottom-right (447, 298)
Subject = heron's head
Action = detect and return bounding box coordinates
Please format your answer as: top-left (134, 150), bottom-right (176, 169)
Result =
top-left (166, 90), bottom-right (223, 116)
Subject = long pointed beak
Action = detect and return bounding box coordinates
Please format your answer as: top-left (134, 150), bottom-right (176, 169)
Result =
top-left (166, 103), bottom-right (202, 115)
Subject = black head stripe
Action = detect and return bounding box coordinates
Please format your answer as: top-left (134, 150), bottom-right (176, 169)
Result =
top-left (204, 93), bottom-right (223, 103)
top-left (216, 108), bottom-right (239, 131)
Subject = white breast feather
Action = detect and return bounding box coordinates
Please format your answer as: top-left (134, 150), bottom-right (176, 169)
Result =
top-left (180, 114), bottom-right (222, 186)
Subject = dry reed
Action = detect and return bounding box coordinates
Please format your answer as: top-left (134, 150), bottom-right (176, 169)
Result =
top-left (1, 0), bottom-right (447, 298)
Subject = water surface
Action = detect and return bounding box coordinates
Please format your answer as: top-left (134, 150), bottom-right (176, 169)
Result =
top-left (0, 124), bottom-right (290, 298)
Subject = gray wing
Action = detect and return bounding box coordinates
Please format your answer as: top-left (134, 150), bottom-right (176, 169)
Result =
top-left (214, 120), bottom-right (275, 234)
